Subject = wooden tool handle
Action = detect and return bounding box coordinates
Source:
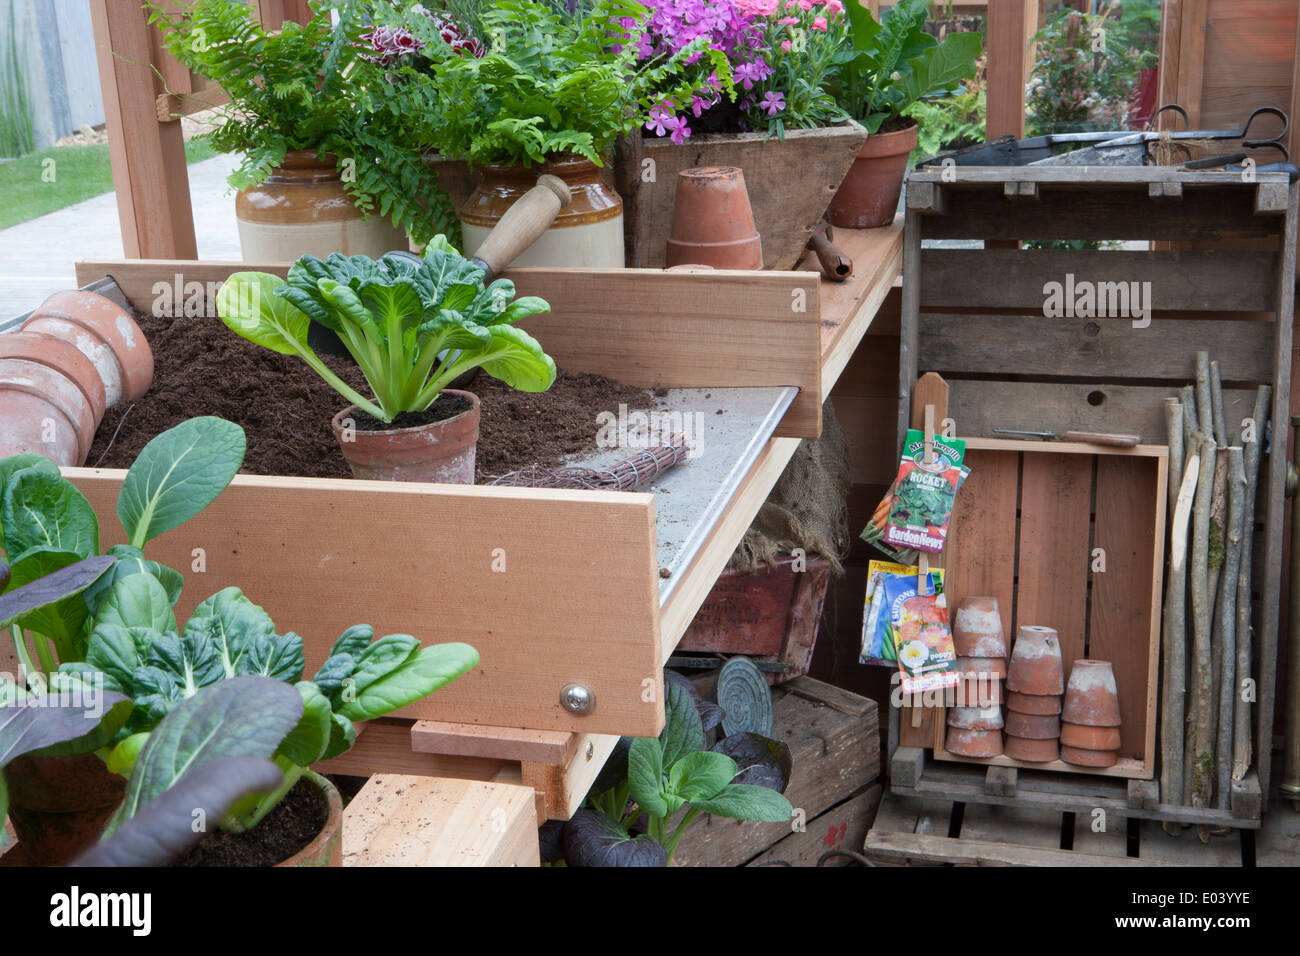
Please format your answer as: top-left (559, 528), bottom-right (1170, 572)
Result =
top-left (1058, 430), bottom-right (1141, 447)
top-left (470, 174), bottom-right (571, 279)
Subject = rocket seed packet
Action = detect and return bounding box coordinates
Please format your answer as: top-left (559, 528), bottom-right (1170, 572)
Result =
top-left (883, 429), bottom-right (970, 554)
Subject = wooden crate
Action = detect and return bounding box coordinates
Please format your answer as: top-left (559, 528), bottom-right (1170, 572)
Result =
top-left (893, 167), bottom-right (1296, 819)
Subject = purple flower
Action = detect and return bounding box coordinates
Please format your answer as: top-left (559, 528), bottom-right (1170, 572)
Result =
top-left (670, 119), bottom-right (692, 145)
top-left (760, 91), bottom-right (786, 116)
top-left (645, 105), bottom-right (675, 136)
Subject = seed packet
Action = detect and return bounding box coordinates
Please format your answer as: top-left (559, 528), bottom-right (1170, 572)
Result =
top-left (882, 429), bottom-right (970, 554)
top-left (882, 571), bottom-right (959, 693)
top-left (859, 561), bottom-right (945, 666)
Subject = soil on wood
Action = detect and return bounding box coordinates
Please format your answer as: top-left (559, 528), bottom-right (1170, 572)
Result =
top-left (173, 777), bottom-right (326, 867)
top-left (86, 312), bottom-right (656, 482)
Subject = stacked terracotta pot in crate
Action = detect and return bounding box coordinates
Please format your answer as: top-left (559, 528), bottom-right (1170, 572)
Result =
top-left (1060, 660), bottom-right (1123, 768)
top-left (945, 597), bottom-right (1007, 758)
top-left (1, 290), bottom-right (152, 466)
top-left (1003, 626), bottom-right (1064, 762)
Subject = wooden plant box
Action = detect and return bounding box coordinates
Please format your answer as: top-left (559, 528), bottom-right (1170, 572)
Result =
top-left (614, 121), bottom-right (867, 271)
top-left (50, 259), bottom-right (826, 740)
top-left (677, 553), bottom-right (832, 683)
top-left (892, 167), bottom-right (1296, 815)
top-left (342, 775), bottom-right (540, 867)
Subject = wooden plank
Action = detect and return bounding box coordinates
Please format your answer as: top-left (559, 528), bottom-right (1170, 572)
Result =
top-left (947, 380), bottom-right (1259, 445)
top-left (918, 249), bottom-right (1279, 313)
top-left (1089, 456), bottom-right (1166, 763)
top-left (65, 470), bottom-right (663, 737)
top-left (521, 733), bottom-right (619, 821)
top-left (959, 802), bottom-right (1060, 849)
top-left (782, 675), bottom-right (873, 717)
top-left (940, 447), bottom-right (1019, 634)
top-left (410, 721), bottom-right (576, 764)
top-left (985, 0), bottom-right (1037, 139)
top-left (745, 786), bottom-right (883, 867)
top-left (73, 260), bottom-right (825, 440)
top-left (1175, 0), bottom-right (1209, 125)
top-left (1070, 811), bottom-right (1133, 858)
top-left (864, 829), bottom-right (1155, 866)
top-left (913, 168), bottom-right (1292, 187)
top-left (1254, 795), bottom-right (1300, 865)
top-left (897, 209), bottom-right (922, 450)
top-left (90, 2), bottom-right (197, 260)
top-left (919, 314), bottom-right (1274, 383)
top-left (1138, 819), bottom-right (1242, 867)
top-left (342, 775), bottom-right (540, 867)
top-left (675, 691), bottom-right (880, 867)
top-left (315, 718), bottom-right (508, 781)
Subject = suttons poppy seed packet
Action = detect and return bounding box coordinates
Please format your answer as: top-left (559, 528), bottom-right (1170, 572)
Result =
top-left (881, 571), bottom-right (959, 694)
top-left (882, 429), bottom-right (969, 554)
top-left (859, 560), bottom-right (946, 666)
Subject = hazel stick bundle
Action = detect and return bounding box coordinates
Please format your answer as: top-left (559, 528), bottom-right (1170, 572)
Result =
top-left (1233, 385), bottom-right (1271, 780)
top-left (487, 434), bottom-right (692, 490)
top-left (1214, 447), bottom-right (1246, 810)
top-left (1188, 432), bottom-right (1217, 833)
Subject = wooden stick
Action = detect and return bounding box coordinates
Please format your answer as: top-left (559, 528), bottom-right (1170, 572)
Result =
top-left (1188, 432), bottom-right (1216, 834)
top-left (1166, 400), bottom-right (1184, 527)
top-left (1180, 384), bottom-right (1198, 452)
top-left (1213, 447), bottom-right (1245, 809)
top-left (1161, 441), bottom-right (1198, 823)
top-left (1233, 385), bottom-right (1271, 780)
top-left (1206, 447), bottom-right (1228, 632)
top-left (1209, 360), bottom-right (1227, 447)
top-left (1194, 352), bottom-right (1214, 439)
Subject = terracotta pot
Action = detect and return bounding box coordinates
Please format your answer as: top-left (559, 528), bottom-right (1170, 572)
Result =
top-left (331, 390), bottom-right (480, 483)
top-left (0, 354), bottom-right (99, 465)
top-left (949, 673), bottom-right (1001, 708)
top-left (0, 331), bottom-right (107, 425)
top-left (1005, 626), bottom-right (1064, 696)
top-left (5, 754), bottom-right (126, 866)
top-left (1060, 722), bottom-right (1122, 751)
top-left (1061, 659), bottom-right (1122, 727)
top-left (275, 771), bottom-right (342, 867)
top-left (23, 290), bottom-right (154, 407)
top-left (956, 656), bottom-right (1007, 679)
top-left (236, 150), bottom-right (408, 261)
top-left (1004, 735), bottom-right (1060, 763)
top-left (945, 727), bottom-right (1003, 758)
top-left (1060, 744), bottom-right (1119, 769)
top-left (1005, 690), bottom-right (1062, 716)
top-left (826, 120), bottom-right (919, 229)
top-left (946, 704), bottom-right (1004, 731)
top-left (460, 154), bottom-right (624, 268)
top-left (665, 166), bottom-right (763, 270)
top-left (1004, 711), bottom-right (1061, 740)
top-left (952, 596), bottom-right (1007, 658)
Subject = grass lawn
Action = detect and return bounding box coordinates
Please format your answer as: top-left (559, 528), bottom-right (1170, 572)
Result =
top-left (0, 138), bottom-right (219, 230)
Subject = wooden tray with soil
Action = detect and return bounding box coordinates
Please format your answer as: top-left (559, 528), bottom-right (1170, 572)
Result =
top-left (53, 258), bottom-right (823, 742)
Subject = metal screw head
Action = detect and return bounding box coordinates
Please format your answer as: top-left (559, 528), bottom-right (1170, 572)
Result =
top-left (586, 742), bottom-right (594, 760)
top-left (560, 682), bottom-right (595, 716)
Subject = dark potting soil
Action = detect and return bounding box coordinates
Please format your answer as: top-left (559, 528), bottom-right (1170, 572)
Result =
top-left (173, 776), bottom-right (326, 867)
top-left (86, 313), bottom-right (656, 481)
top-left (350, 393), bottom-right (473, 431)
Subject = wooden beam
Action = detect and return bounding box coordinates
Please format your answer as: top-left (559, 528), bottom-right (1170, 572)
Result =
top-left (986, 0), bottom-right (1038, 139)
top-left (411, 721), bottom-right (576, 765)
top-left (90, 1), bottom-right (197, 259)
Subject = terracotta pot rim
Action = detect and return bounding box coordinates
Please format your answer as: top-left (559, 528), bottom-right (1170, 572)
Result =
top-left (640, 118), bottom-right (866, 148)
top-left (0, 331), bottom-right (107, 424)
top-left (331, 390), bottom-right (481, 438)
top-left (275, 770), bottom-right (342, 867)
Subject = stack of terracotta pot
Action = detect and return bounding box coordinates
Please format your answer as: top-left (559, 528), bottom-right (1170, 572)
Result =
top-left (945, 596), bottom-right (1007, 759)
top-left (665, 166), bottom-right (763, 270)
top-left (1003, 625), bottom-right (1064, 762)
top-left (1060, 660), bottom-right (1122, 768)
top-left (0, 290), bottom-right (153, 466)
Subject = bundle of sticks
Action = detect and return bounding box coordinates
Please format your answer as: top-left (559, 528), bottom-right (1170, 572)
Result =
top-left (1160, 351), bottom-right (1270, 840)
top-left (486, 433), bottom-right (691, 490)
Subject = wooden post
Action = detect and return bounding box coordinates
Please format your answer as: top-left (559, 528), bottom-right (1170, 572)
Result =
top-left (90, 1), bottom-right (197, 259)
top-left (985, 0), bottom-right (1038, 139)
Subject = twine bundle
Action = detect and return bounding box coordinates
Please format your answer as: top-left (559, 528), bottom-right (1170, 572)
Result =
top-left (486, 433), bottom-right (691, 490)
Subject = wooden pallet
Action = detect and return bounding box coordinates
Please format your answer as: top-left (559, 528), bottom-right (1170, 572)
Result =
top-left (866, 790), bottom-right (1246, 867)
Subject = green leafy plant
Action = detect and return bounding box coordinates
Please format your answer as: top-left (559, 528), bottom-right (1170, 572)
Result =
top-left (413, 0), bottom-right (723, 166)
top-left (836, 0), bottom-right (982, 133)
top-left (148, 0), bottom-right (459, 244)
top-left (0, 2), bottom-right (35, 158)
top-left (559, 677), bottom-right (793, 866)
top-left (904, 86), bottom-right (985, 161)
top-left (217, 239), bottom-right (556, 424)
top-left (0, 417), bottom-right (245, 683)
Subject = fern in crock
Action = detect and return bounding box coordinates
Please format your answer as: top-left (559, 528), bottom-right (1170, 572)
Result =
top-left (147, 0), bottom-right (459, 245)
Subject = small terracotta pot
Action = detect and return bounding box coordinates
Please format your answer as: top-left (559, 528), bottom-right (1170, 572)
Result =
top-left (0, 357), bottom-right (97, 465)
top-left (665, 166), bottom-right (763, 270)
top-left (949, 674), bottom-right (1002, 708)
top-left (5, 754), bottom-right (126, 866)
top-left (1004, 735), bottom-right (1060, 763)
top-left (952, 596), bottom-right (1007, 658)
top-left (826, 120), bottom-right (919, 229)
top-left (274, 771), bottom-right (342, 867)
top-left (1060, 722), bottom-right (1122, 751)
top-left (0, 331), bottom-right (107, 425)
top-left (331, 390), bottom-right (480, 483)
top-left (1061, 659), bottom-right (1122, 727)
top-left (956, 656), bottom-right (1008, 679)
top-left (945, 727), bottom-right (1004, 758)
top-left (1060, 744), bottom-right (1119, 769)
top-left (946, 704), bottom-right (1004, 731)
top-left (1005, 626), bottom-right (1064, 696)
top-left (23, 290), bottom-right (153, 407)
top-left (1004, 711), bottom-right (1061, 740)
top-left (1005, 690), bottom-right (1062, 716)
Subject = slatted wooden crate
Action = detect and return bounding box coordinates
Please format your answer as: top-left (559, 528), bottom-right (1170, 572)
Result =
top-left (890, 167), bottom-right (1297, 825)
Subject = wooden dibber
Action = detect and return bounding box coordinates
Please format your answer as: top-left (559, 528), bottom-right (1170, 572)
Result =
top-left (467, 175), bottom-right (572, 281)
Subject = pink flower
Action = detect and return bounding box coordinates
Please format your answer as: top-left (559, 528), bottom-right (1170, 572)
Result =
top-left (760, 91), bottom-right (786, 116)
top-left (778, 16), bottom-right (798, 25)
top-left (798, 0), bottom-right (813, 9)
top-left (735, 0), bottom-right (778, 14)
top-left (823, 0), bottom-right (844, 16)
top-left (781, 39), bottom-right (791, 50)
top-left (813, 16), bottom-right (827, 30)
